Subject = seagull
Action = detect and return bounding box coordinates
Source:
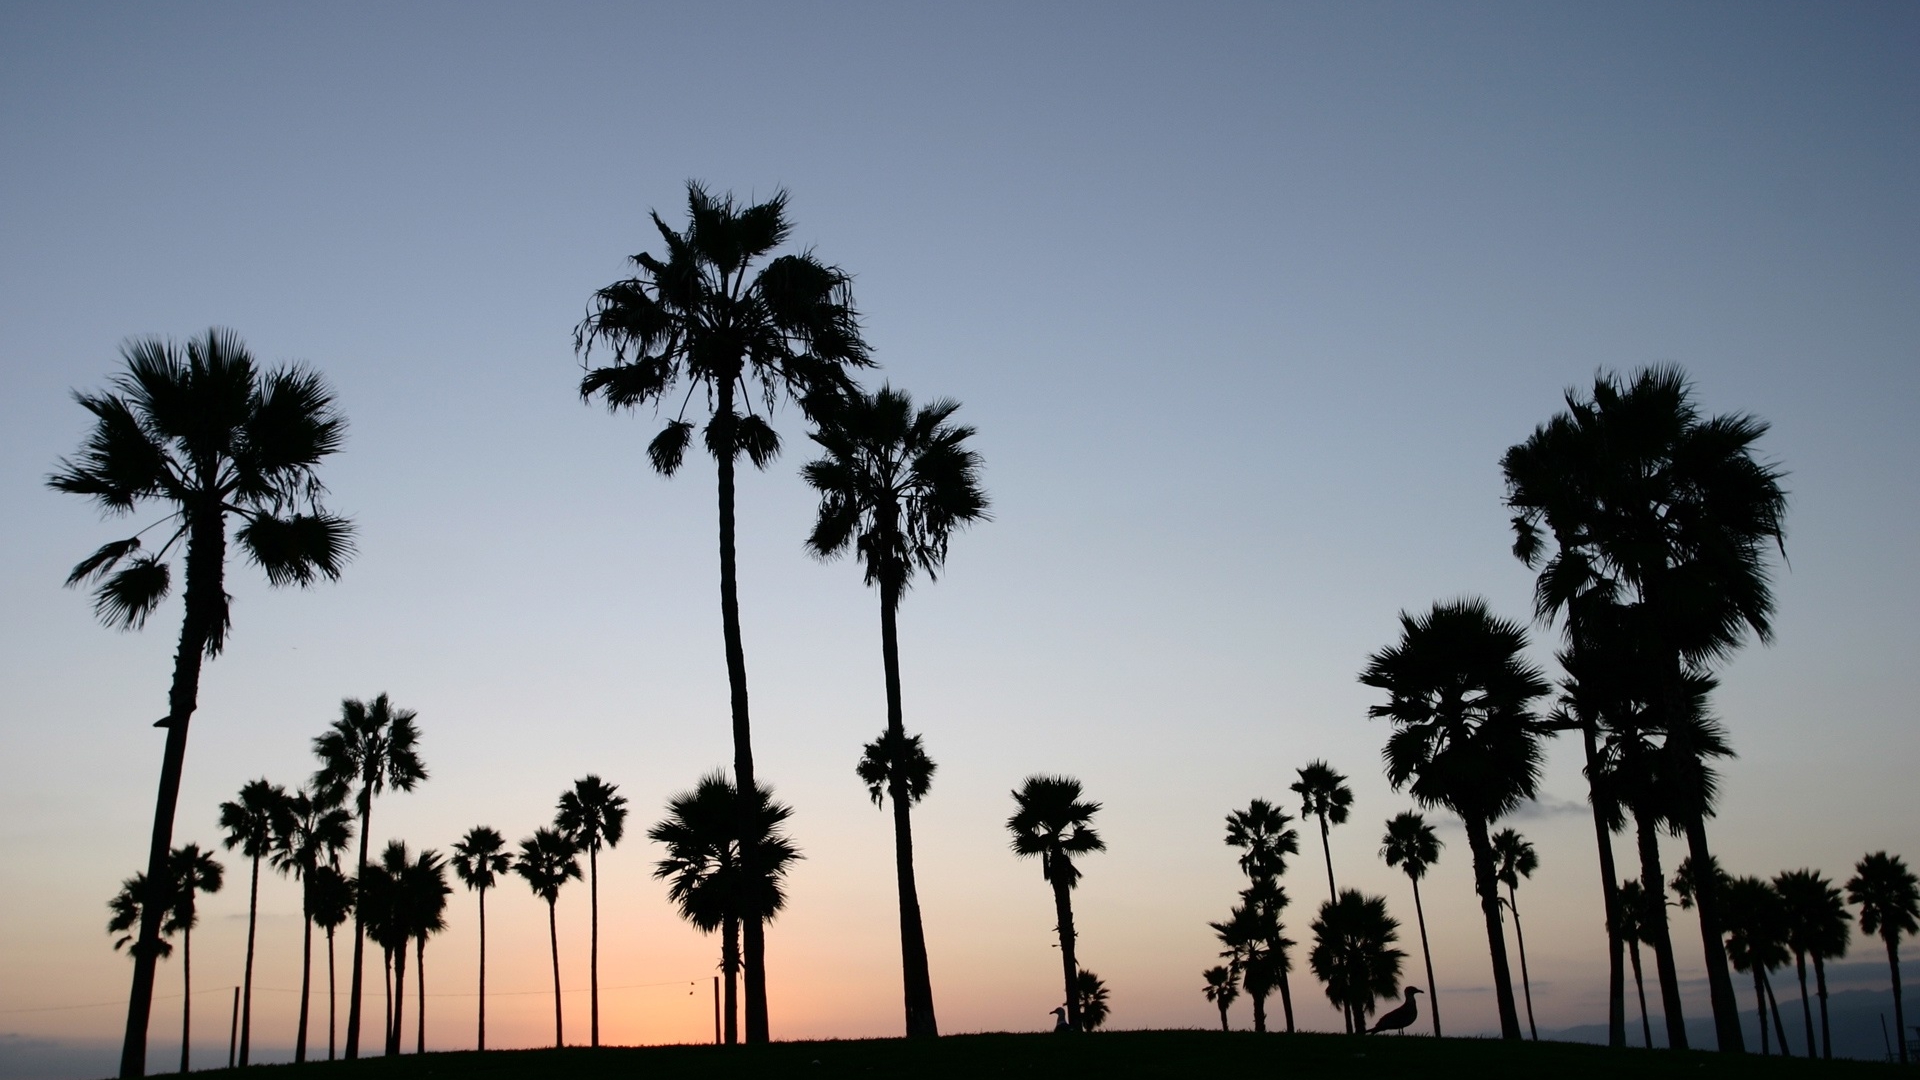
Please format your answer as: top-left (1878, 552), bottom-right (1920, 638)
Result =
top-left (1367, 987), bottom-right (1423, 1035)
top-left (1051, 1007), bottom-right (1072, 1033)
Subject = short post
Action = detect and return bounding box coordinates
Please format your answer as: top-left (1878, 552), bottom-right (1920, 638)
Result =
top-left (228, 987), bottom-right (240, 1068)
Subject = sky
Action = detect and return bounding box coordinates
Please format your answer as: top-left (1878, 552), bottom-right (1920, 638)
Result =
top-left (2, 2), bottom-right (1917, 1075)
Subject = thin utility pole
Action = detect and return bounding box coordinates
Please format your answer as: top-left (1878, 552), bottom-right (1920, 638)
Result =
top-left (713, 977), bottom-right (721, 1044)
top-left (226, 988), bottom-right (239, 1069)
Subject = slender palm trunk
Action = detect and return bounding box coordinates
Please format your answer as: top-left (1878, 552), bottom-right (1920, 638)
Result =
top-left (546, 898), bottom-right (563, 1049)
top-left (179, 923), bottom-right (192, 1074)
top-left (1884, 933), bottom-right (1908, 1066)
top-left (238, 853), bottom-right (260, 1065)
top-left (1632, 806), bottom-right (1687, 1049)
top-left (327, 927), bottom-right (338, 1060)
top-left (1250, 984), bottom-right (1266, 1033)
top-left (1581, 723), bottom-right (1627, 1047)
top-left (1764, 971), bottom-right (1790, 1056)
top-left (475, 887), bottom-right (487, 1051)
top-left (1506, 887), bottom-right (1538, 1040)
top-left (295, 910), bottom-right (314, 1062)
top-left (1813, 953), bottom-right (1832, 1059)
top-left (1629, 939), bottom-right (1652, 1047)
top-left (1793, 950), bottom-right (1815, 1061)
top-left (589, 843), bottom-right (599, 1048)
top-left (389, 940), bottom-right (407, 1056)
top-left (1681, 816), bottom-right (1744, 1052)
top-left (1751, 967), bottom-right (1769, 1055)
top-left (1317, 814), bottom-right (1336, 906)
top-left (1277, 966), bottom-right (1295, 1033)
top-left (721, 914), bottom-right (740, 1045)
top-left (879, 578), bottom-right (939, 1037)
top-left (1217, 1000), bottom-right (1230, 1031)
top-left (1464, 817), bottom-right (1523, 1040)
top-left (712, 384), bottom-right (768, 1045)
top-left (119, 520), bottom-right (221, 1080)
top-left (1410, 876), bottom-right (1440, 1036)
top-left (1050, 860), bottom-right (1080, 1028)
top-left (345, 797), bottom-right (373, 1059)
top-left (381, 949), bottom-right (392, 1053)
top-left (415, 937), bottom-right (426, 1054)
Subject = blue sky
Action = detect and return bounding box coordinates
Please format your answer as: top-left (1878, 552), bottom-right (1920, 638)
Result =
top-left (2, 2), bottom-right (1916, 1071)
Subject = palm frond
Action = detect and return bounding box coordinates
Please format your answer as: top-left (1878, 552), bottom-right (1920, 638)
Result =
top-left (237, 511), bottom-right (355, 586)
top-left (92, 555), bottom-right (171, 630)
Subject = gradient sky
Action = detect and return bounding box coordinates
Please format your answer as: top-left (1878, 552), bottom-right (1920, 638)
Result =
top-left (3, 3), bottom-right (1917, 1075)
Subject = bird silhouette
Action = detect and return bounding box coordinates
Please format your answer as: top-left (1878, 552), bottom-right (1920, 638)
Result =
top-left (1050, 1007), bottom-right (1071, 1033)
top-left (1366, 986), bottom-right (1423, 1035)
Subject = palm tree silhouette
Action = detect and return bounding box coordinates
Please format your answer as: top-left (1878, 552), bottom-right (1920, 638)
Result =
top-left (1202, 965), bottom-right (1240, 1031)
top-left (1505, 367), bottom-right (1787, 1054)
top-left (577, 183), bottom-right (869, 1044)
top-left (401, 848), bottom-right (450, 1054)
top-left (108, 874), bottom-right (175, 960)
top-left (1491, 828), bottom-right (1541, 1040)
top-left (51, 330), bottom-right (352, 1078)
top-left (1291, 762), bottom-right (1352, 908)
top-left (312, 694), bottom-right (426, 1059)
top-left (272, 786), bottom-right (353, 1062)
top-left (804, 383), bottom-right (988, 1038)
top-left (451, 827), bottom-right (511, 1051)
top-left (163, 845), bottom-right (222, 1074)
top-left (307, 863), bottom-right (354, 1060)
top-left (1359, 598), bottom-right (1549, 1041)
top-left (1074, 970), bottom-right (1110, 1031)
top-left (218, 779), bottom-right (289, 1066)
top-left (1614, 878), bottom-right (1657, 1048)
top-left (360, 840), bottom-right (420, 1057)
top-left (556, 776), bottom-right (628, 1048)
top-left (1846, 852), bottom-right (1919, 1065)
top-left (1774, 868), bottom-right (1850, 1059)
top-left (1308, 890), bottom-right (1404, 1034)
top-left (1222, 799), bottom-right (1300, 1032)
top-left (1718, 874), bottom-right (1793, 1056)
top-left (1008, 776), bottom-right (1105, 1030)
top-left (515, 827), bottom-right (581, 1049)
top-left (1381, 812), bottom-right (1442, 1037)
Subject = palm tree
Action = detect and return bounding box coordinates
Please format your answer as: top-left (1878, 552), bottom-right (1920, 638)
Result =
top-left (1504, 367), bottom-right (1787, 1054)
top-left (1491, 828), bottom-right (1541, 1040)
top-left (649, 774), bottom-right (802, 1045)
top-left (1380, 812), bottom-right (1443, 1036)
top-left (1846, 852), bottom-right (1919, 1065)
top-left (1614, 878), bottom-right (1657, 1048)
top-left (451, 827), bottom-right (511, 1051)
top-left (108, 874), bottom-right (175, 960)
top-left (1774, 868), bottom-right (1850, 1059)
top-left (1359, 598), bottom-right (1549, 1041)
top-left (1720, 875), bottom-right (1793, 1056)
top-left (1222, 800), bottom-right (1300, 1032)
top-left (401, 848), bottom-right (450, 1054)
top-left (1308, 890), bottom-right (1404, 1034)
top-left (1291, 762), bottom-right (1353, 907)
top-left (312, 693), bottom-right (427, 1059)
top-left (1202, 966), bottom-right (1240, 1031)
top-left (51, 330), bottom-right (352, 1078)
top-left (361, 840), bottom-right (419, 1057)
top-left (218, 779), bottom-right (289, 1066)
top-left (805, 384), bottom-right (988, 1038)
top-left (163, 845), bottom-right (222, 1074)
top-left (272, 787), bottom-right (353, 1063)
top-left (1074, 970), bottom-right (1110, 1031)
top-left (555, 776), bottom-right (628, 1048)
top-left (308, 863), bottom-right (354, 1061)
top-left (1008, 776), bottom-right (1105, 1030)
top-left (577, 183), bottom-right (870, 1044)
top-left (516, 828), bottom-right (582, 1049)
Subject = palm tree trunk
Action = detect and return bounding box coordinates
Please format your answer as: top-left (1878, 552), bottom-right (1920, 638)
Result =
top-left (547, 898), bottom-right (563, 1049)
top-left (879, 579), bottom-right (939, 1038)
top-left (1507, 887), bottom-right (1538, 1040)
top-left (1629, 940), bottom-right (1652, 1047)
top-left (1050, 862), bottom-right (1080, 1029)
top-left (381, 949), bottom-right (392, 1053)
top-left (589, 843), bottom-right (599, 1048)
top-left (1632, 807), bottom-right (1687, 1049)
top-left (415, 937), bottom-right (426, 1054)
top-left (1752, 967), bottom-right (1769, 1055)
top-left (1317, 814), bottom-right (1336, 906)
top-left (1464, 817), bottom-right (1523, 1040)
top-left (1217, 1000), bottom-right (1230, 1031)
top-left (1813, 953), bottom-right (1832, 1059)
top-left (1250, 986), bottom-right (1266, 1033)
top-left (1681, 816), bottom-right (1745, 1053)
top-left (1793, 951), bottom-right (1815, 1061)
top-left (1886, 933), bottom-right (1908, 1065)
top-left (345, 797), bottom-right (373, 1059)
top-left (476, 887), bottom-right (487, 1052)
top-left (120, 522), bottom-right (221, 1080)
top-left (722, 914), bottom-right (739, 1045)
top-left (327, 926), bottom-right (337, 1060)
top-left (239, 852), bottom-right (260, 1065)
top-left (179, 924), bottom-right (192, 1074)
top-left (1581, 722), bottom-right (1627, 1047)
top-left (390, 938), bottom-right (407, 1056)
top-left (1411, 876), bottom-right (1440, 1036)
top-left (1277, 966), bottom-right (1296, 1033)
top-left (296, 911), bottom-right (314, 1062)
top-left (1764, 971), bottom-right (1790, 1056)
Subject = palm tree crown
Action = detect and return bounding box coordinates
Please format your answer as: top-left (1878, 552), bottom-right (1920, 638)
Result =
top-left (1309, 890), bottom-right (1405, 1031)
top-left (312, 695), bottom-right (427, 815)
top-left (1008, 776), bottom-right (1106, 886)
top-left (1225, 799), bottom-right (1300, 882)
top-left (452, 828), bottom-right (511, 893)
top-left (1381, 813), bottom-right (1441, 882)
top-left (516, 829), bottom-right (582, 904)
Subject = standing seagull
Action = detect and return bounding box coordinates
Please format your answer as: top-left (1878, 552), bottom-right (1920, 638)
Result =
top-left (1367, 987), bottom-right (1424, 1035)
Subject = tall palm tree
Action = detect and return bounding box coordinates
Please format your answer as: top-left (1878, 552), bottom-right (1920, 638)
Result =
top-left (1202, 966), bottom-right (1240, 1031)
top-left (1615, 878), bottom-right (1657, 1048)
top-left (401, 848), bottom-right (450, 1054)
top-left (805, 384), bottom-right (988, 1038)
top-left (1291, 762), bottom-right (1353, 907)
top-left (1308, 890), bottom-right (1404, 1034)
top-left (1719, 875), bottom-right (1793, 1056)
top-left (1074, 970), bottom-right (1110, 1031)
top-left (1491, 828), bottom-right (1541, 1040)
top-left (1774, 868), bottom-right (1850, 1059)
top-left (1504, 366), bottom-right (1787, 1053)
top-left (360, 840), bottom-right (419, 1057)
top-left (1210, 881), bottom-right (1292, 1034)
top-left (51, 330), bottom-right (352, 1078)
top-left (1846, 852), bottom-right (1919, 1065)
top-left (163, 845), bottom-right (223, 1074)
top-left (451, 827), bottom-right (511, 1051)
top-left (1008, 776), bottom-right (1105, 1030)
top-left (515, 828), bottom-right (582, 1049)
top-left (308, 863), bottom-right (354, 1061)
top-left (555, 776), bottom-right (628, 1048)
top-left (1544, 662), bottom-right (1631, 1048)
top-left (1381, 812), bottom-right (1443, 1036)
top-left (218, 779), bottom-right (289, 1066)
top-left (272, 786), bottom-right (353, 1063)
top-left (1359, 598), bottom-right (1549, 1041)
top-left (649, 774), bottom-right (802, 1045)
top-left (312, 693), bottom-right (427, 1059)
top-left (1223, 800), bottom-right (1300, 1032)
top-left (577, 183), bottom-right (870, 1044)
